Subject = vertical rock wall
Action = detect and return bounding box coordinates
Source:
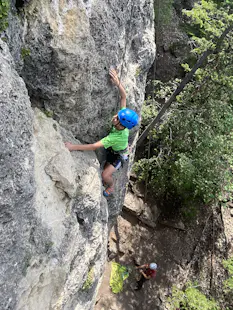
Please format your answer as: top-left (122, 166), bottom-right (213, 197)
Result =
top-left (0, 40), bottom-right (109, 309)
top-left (150, 0), bottom-right (195, 82)
top-left (0, 44), bottom-right (109, 308)
top-left (18, 0), bottom-right (155, 215)
top-left (0, 39), bottom-right (35, 309)
top-left (20, 0), bottom-right (155, 142)
top-left (16, 109), bottom-right (109, 310)
top-left (0, 0), bottom-right (155, 309)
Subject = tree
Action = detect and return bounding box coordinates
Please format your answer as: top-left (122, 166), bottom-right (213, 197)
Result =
top-left (137, 0), bottom-right (233, 146)
top-left (167, 283), bottom-right (219, 310)
top-left (135, 1), bottom-right (233, 208)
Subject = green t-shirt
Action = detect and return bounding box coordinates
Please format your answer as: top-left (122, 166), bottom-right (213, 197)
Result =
top-left (101, 126), bottom-right (129, 151)
top-left (101, 108), bottom-right (129, 151)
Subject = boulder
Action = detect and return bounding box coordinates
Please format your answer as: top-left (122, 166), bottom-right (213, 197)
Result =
top-left (124, 191), bottom-right (159, 228)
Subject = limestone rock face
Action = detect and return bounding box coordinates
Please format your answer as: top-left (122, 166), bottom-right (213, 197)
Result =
top-left (0, 41), bottom-right (109, 310)
top-left (20, 0), bottom-right (155, 143)
top-left (0, 0), bottom-right (155, 309)
top-left (152, 0), bottom-right (195, 82)
top-left (18, 109), bottom-right (108, 310)
top-left (0, 39), bottom-right (35, 310)
top-left (14, 0), bottom-right (155, 217)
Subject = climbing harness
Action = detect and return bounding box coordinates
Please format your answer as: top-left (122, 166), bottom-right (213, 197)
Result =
top-left (111, 146), bottom-right (129, 167)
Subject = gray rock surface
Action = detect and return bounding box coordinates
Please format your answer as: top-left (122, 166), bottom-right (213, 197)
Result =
top-left (18, 0), bottom-right (155, 217)
top-left (222, 205), bottom-right (233, 256)
top-left (152, 0), bottom-right (195, 82)
top-left (0, 39), bottom-right (35, 310)
top-left (20, 0), bottom-right (155, 143)
top-left (0, 0), bottom-right (156, 308)
top-left (5, 5), bottom-right (24, 72)
top-left (0, 41), bottom-right (108, 310)
top-left (123, 191), bottom-right (159, 228)
top-left (16, 109), bottom-right (109, 310)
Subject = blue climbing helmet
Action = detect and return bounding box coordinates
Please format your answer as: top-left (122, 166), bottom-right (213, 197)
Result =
top-left (118, 108), bottom-right (139, 129)
top-left (149, 263), bottom-right (157, 270)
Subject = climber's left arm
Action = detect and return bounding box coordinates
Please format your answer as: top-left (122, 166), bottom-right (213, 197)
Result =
top-left (109, 68), bottom-right (126, 108)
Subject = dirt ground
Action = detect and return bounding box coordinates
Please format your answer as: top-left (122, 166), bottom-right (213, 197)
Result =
top-left (95, 202), bottom-right (233, 310)
top-left (95, 212), bottom-right (166, 310)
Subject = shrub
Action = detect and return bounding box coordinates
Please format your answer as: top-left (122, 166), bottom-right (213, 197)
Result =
top-left (0, 0), bottom-right (9, 32)
top-left (135, 79), bottom-right (233, 209)
top-left (167, 283), bottom-right (219, 310)
top-left (82, 267), bottom-right (94, 290)
top-left (223, 257), bottom-right (233, 296)
top-left (21, 47), bottom-right (31, 59)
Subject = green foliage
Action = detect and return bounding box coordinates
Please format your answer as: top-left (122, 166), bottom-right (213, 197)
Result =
top-left (21, 47), bottom-right (31, 59)
top-left (0, 0), bottom-right (9, 32)
top-left (135, 78), bottom-right (233, 207)
top-left (154, 0), bottom-right (174, 26)
top-left (135, 0), bottom-right (233, 210)
top-left (22, 253), bottom-right (32, 276)
top-left (82, 267), bottom-right (94, 290)
top-left (167, 283), bottom-right (219, 309)
top-left (135, 67), bottom-right (141, 77)
top-left (223, 257), bottom-right (233, 295)
top-left (212, 0), bottom-right (233, 10)
top-left (44, 109), bottom-right (53, 118)
top-left (141, 101), bottom-right (158, 126)
top-left (182, 0), bottom-right (233, 54)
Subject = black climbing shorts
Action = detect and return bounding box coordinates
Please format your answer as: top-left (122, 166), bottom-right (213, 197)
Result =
top-left (106, 148), bottom-right (122, 170)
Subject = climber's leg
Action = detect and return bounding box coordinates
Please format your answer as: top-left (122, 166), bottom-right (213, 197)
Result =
top-left (102, 164), bottom-right (116, 187)
top-left (102, 162), bottom-right (110, 187)
top-left (102, 160), bottom-right (122, 196)
top-left (103, 161), bottom-right (111, 170)
top-left (102, 148), bottom-right (122, 196)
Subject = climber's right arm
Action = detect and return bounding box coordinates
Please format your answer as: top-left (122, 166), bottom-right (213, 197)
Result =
top-left (65, 141), bottom-right (104, 151)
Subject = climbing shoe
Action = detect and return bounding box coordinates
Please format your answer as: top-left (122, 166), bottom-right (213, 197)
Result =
top-left (103, 187), bottom-right (114, 197)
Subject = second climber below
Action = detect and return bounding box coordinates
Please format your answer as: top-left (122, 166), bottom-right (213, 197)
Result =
top-left (65, 68), bottom-right (139, 197)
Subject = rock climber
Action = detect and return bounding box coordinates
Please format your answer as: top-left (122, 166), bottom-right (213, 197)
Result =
top-left (65, 68), bottom-right (139, 197)
top-left (134, 262), bottom-right (157, 290)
